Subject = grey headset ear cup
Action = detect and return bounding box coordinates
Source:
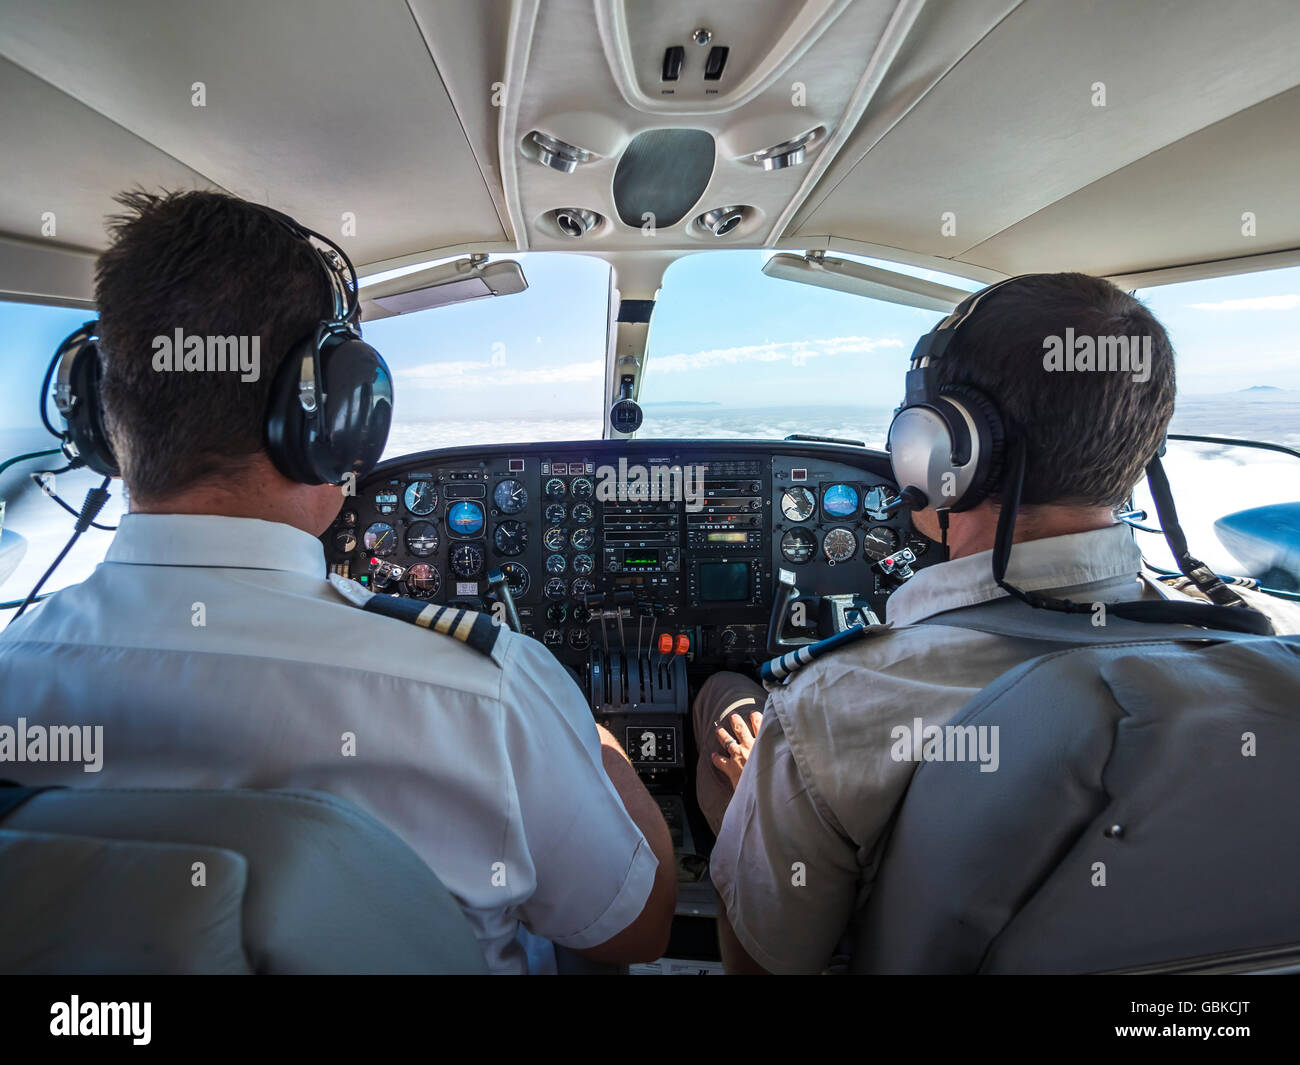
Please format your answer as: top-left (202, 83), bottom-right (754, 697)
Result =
top-left (937, 385), bottom-right (1005, 510)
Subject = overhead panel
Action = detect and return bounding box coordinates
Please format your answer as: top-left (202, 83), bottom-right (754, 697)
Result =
top-left (792, 0), bottom-right (1300, 275)
top-left (0, 0), bottom-right (507, 266)
top-left (967, 85), bottom-right (1300, 278)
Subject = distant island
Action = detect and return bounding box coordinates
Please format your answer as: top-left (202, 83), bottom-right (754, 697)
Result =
top-left (641, 400), bottom-right (721, 407)
top-left (1240, 385), bottom-right (1286, 393)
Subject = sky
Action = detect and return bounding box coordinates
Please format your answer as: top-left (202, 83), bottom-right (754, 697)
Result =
top-left (5, 252), bottom-right (1300, 437)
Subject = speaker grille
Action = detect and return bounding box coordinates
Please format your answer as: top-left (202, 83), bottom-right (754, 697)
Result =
top-left (613, 129), bottom-right (716, 228)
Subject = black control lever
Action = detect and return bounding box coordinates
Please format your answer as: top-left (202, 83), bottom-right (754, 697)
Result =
top-left (612, 588), bottom-right (635, 653)
top-left (766, 568), bottom-right (818, 656)
top-left (585, 591), bottom-right (609, 654)
top-left (486, 568), bottom-right (522, 633)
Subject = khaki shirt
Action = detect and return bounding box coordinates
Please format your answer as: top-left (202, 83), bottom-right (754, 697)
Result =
top-left (709, 524), bottom-right (1300, 973)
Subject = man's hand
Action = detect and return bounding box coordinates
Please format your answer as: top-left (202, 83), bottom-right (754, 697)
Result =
top-left (711, 709), bottom-right (763, 789)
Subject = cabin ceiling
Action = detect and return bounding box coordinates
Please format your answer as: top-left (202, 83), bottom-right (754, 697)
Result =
top-left (2, 0), bottom-right (1299, 306)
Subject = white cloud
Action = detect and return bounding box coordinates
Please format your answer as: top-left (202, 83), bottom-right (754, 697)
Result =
top-left (395, 358), bottom-right (604, 390)
top-left (1189, 294), bottom-right (1300, 311)
top-left (650, 335), bottom-right (905, 374)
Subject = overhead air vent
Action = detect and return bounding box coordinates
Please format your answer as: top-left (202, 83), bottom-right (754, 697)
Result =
top-left (550, 208), bottom-right (603, 238)
top-left (749, 126), bottom-right (826, 170)
top-left (695, 205), bottom-right (751, 237)
top-left (612, 129), bottom-right (716, 229)
top-left (522, 130), bottom-right (598, 173)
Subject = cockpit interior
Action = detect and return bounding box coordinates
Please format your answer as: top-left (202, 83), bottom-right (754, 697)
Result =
top-left (3, 0), bottom-right (1300, 1020)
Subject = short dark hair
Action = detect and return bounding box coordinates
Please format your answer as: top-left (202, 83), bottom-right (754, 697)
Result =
top-left (95, 189), bottom-right (332, 500)
top-left (935, 272), bottom-right (1176, 508)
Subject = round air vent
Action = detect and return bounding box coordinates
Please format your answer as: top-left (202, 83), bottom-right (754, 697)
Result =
top-left (550, 208), bottom-right (603, 238)
top-left (522, 131), bottom-right (597, 173)
top-left (749, 126), bottom-right (827, 170)
top-left (696, 205), bottom-right (750, 237)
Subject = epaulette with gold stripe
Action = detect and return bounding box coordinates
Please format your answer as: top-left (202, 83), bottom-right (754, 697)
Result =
top-left (328, 574), bottom-right (505, 665)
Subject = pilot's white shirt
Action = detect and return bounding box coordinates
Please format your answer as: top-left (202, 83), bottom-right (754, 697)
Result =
top-left (0, 513), bottom-right (658, 974)
top-left (710, 523), bottom-right (1300, 973)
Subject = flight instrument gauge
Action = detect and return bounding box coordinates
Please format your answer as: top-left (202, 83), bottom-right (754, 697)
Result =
top-left (571, 503), bottom-right (593, 524)
top-left (405, 521), bottom-right (439, 557)
top-left (545, 478), bottom-right (567, 500)
top-left (499, 562), bottom-right (530, 597)
top-left (568, 628), bottom-right (592, 650)
top-left (493, 479), bottom-right (528, 514)
top-left (404, 563), bottom-right (441, 599)
top-left (404, 481), bottom-right (438, 516)
top-left (362, 522), bottom-right (396, 557)
top-left (334, 530), bottom-right (357, 554)
top-left (543, 628), bottom-right (564, 646)
top-left (822, 483), bottom-right (860, 518)
top-left (546, 553), bottom-right (567, 575)
top-left (545, 503), bottom-right (567, 524)
top-left (543, 526), bottom-right (567, 552)
top-left (823, 527), bottom-right (856, 563)
top-left (570, 577), bottom-right (594, 599)
top-left (544, 578), bottom-right (567, 601)
top-left (781, 487), bottom-right (816, 522)
top-left (449, 542), bottom-right (485, 579)
top-left (493, 520), bottom-right (527, 556)
top-left (864, 485), bottom-right (900, 522)
top-left (780, 528), bottom-right (817, 563)
top-left (862, 526), bottom-right (900, 562)
top-left (446, 500), bottom-right (485, 537)
top-left (571, 527), bottom-right (594, 551)
top-left (570, 477), bottom-right (594, 499)
top-left (572, 553), bottom-right (594, 575)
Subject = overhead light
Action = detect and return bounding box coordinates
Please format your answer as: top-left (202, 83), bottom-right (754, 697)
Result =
top-left (550, 207), bottom-right (603, 238)
top-left (523, 131), bottom-right (597, 173)
top-left (750, 126), bottom-right (826, 170)
top-left (363, 255), bottom-right (527, 317)
top-left (762, 252), bottom-right (972, 311)
top-left (696, 205), bottom-right (749, 237)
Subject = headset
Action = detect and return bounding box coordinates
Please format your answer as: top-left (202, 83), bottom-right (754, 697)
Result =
top-left (887, 276), bottom-right (1022, 515)
top-left (886, 276), bottom-right (1274, 636)
top-left (43, 204), bottom-right (393, 486)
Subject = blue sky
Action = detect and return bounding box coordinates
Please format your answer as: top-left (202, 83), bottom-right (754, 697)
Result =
top-left (5, 253), bottom-right (1300, 435)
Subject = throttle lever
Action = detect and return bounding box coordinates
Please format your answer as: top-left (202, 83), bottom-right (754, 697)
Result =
top-left (766, 568), bottom-right (818, 656)
top-left (486, 568), bottom-right (522, 632)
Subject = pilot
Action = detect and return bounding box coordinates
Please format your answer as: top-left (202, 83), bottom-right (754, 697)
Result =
top-left (0, 190), bottom-right (675, 974)
top-left (692, 272), bottom-right (1300, 974)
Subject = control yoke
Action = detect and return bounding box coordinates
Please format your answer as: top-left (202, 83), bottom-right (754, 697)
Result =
top-left (766, 568), bottom-right (819, 656)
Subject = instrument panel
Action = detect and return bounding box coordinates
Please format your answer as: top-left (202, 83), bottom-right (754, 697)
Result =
top-left (324, 440), bottom-right (940, 668)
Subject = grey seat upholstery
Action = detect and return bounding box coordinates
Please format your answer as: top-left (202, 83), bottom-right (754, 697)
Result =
top-left (0, 787), bottom-right (487, 974)
top-left (852, 635), bottom-right (1300, 973)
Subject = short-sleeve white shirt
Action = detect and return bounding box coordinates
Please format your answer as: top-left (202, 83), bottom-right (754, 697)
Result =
top-left (0, 513), bottom-right (658, 973)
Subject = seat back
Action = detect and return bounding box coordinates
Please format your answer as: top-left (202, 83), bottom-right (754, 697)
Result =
top-left (0, 787), bottom-right (487, 974)
top-left (852, 634), bottom-right (1300, 973)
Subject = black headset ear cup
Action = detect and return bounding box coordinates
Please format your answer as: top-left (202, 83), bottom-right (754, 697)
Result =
top-left (314, 335), bottom-right (393, 483)
top-left (264, 336), bottom-right (322, 485)
top-left (63, 342), bottom-right (120, 478)
top-left (937, 384), bottom-right (1005, 510)
top-left (264, 333), bottom-right (393, 486)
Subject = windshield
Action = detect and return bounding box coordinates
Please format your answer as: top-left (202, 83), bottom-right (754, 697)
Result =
top-left (361, 251), bottom-right (610, 455)
top-left (641, 252), bottom-right (1300, 448)
top-left (638, 250), bottom-right (979, 444)
top-left (640, 252), bottom-right (1300, 580)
